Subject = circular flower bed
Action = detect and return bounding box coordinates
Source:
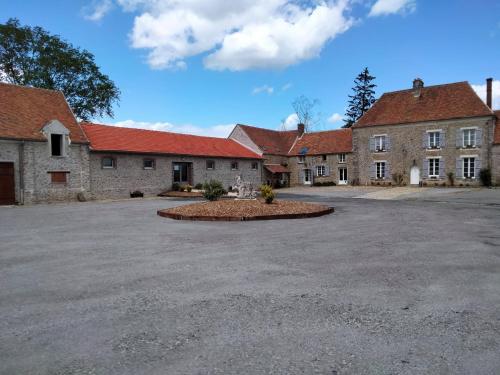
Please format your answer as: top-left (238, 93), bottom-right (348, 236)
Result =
top-left (157, 199), bottom-right (334, 221)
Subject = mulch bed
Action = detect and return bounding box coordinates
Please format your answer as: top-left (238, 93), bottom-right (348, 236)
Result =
top-left (158, 191), bottom-right (203, 198)
top-left (157, 199), bottom-right (334, 221)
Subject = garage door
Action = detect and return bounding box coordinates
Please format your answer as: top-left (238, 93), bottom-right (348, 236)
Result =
top-left (0, 162), bottom-right (15, 205)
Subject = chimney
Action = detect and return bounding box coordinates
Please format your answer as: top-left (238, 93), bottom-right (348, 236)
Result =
top-left (486, 77), bottom-right (493, 109)
top-left (297, 123), bottom-right (305, 136)
top-left (412, 78), bottom-right (424, 98)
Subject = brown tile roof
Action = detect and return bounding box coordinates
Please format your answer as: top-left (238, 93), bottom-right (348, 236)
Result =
top-left (81, 122), bottom-right (262, 159)
top-left (264, 164), bottom-right (290, 174)
top-left (0, 82), bottom-right (88, 143)
top-left (353, 81), bottom-right (493, 128)
top-left (288, 128), bottom-right (352, 155)
top-left (494, 111), bottom-right (500, 145)
top-left (237, 124), bottom-right (299, 155)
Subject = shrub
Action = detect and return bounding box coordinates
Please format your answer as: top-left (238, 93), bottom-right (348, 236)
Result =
top-left (260, 184), bottom-right (275, 204)
top-left (312, 181), bottom-right (336, 187)
top-left (130, 190), bottom-right (144, 198)
top-left (392, 173), bottom-right (404, 186)
top-left (172, 183), bottom-right (180, 191)
top-left (203, 180), bottom-right (226, 201)
top-left (479, 168), bottom-right (492, 187)
top-left (194, 183), bottom-right (203, 190)
top-left (186, 185), bottom-right (192, 192)
top-left (447, 172), bottom-right (455, 186)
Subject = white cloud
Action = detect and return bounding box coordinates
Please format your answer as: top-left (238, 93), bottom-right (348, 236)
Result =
top-left (113, 119), bottom-right (235, 138)
top-left (252, 85), bottom-right (274, 95)
top-left (117, 0), bottom-right (354, 70)
top-left (327, 112), bottom-right (343, 123)
top-left (281, 113), bottom-right (299, 130)
top-left (471, 80), bottom-right (500, 110)
top-left (369, 0), bottom-right (416, 17)
top-left (83, 0), bottom-right (113, 21)
top-left (281, 83), bottom-right (293, 91)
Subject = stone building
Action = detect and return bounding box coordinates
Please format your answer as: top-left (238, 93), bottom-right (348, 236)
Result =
top-left (351, 79), bottom-right (498, 186)
top-left (0, 83), bottom-right (90, 204)
top-left (492, 111), bottom-right (500, 185)
top-left (229, 124), bottom-right (299, 187)
top-left (82, 123), bottom-right (262, 200)
top-left (288, 129), bottom-right (353, 185)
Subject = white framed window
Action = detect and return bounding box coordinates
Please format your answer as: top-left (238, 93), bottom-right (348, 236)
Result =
top-left (463, 129), bottom-right (476, 148)
top-left (231, 161), bottom-right (239, 170)
top-left (143, 159), bottom-right (155, 169)
top-left (251, 162), bottom-right (258, 170)
top-left (463, 157), bottom-right (475, 178)
top-left (298, 155), bottom-right (305, 163)
top-left (375, 135), bottom-right (386, 152)
top-left (428, 158), bottom-right (440, 178)
top-left (428, 132), bottom-right (441, 148)
top-left (102, 157), bottom-right (115, 169)
top-left (206, 160), bottom-right (215, 170)
top-left (316, 165), bottom-right (326, 177)
top-left (338, 153), bottom-right (346, 163)
top-left (376, 161), bottom-right (386, 179)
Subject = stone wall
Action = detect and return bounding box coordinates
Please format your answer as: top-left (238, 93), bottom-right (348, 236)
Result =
top-left (287, 153), bottom-right (354, 186)
top-left (352, 116), bottom-right (495, 186)
top-left (89, 152), bottom-right (262, 199)
top-left (492, 145), bottom-right (500, 185)
top-left (0, 139), bottom-right (91, 204)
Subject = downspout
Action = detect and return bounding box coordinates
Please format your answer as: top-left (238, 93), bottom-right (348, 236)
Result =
top-left (18, 141), bottom-right (25, 205)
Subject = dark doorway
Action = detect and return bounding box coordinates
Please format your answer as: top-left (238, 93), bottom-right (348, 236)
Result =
top-left (172, 162), bottom-right (192, 185)
top-left (0, 162), bottom-right (15, 205)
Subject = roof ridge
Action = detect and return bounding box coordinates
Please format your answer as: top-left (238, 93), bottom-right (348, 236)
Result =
top-left (82, 121), bottom-right (229, 140)
top-left (302, 128), bottom-right (351, 134)
top-left (237, 123), bottom-right (298, 134)
top-left (382, 81), bottom-right (469, 95)
top-left (0, 81), bottom-right (62, 95)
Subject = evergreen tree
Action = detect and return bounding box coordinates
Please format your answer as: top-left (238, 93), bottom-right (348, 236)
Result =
top-left (343, 68), bottom-right (376, 128)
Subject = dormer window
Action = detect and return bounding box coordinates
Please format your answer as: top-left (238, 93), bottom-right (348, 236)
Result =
top-left (51, 134), bottom-right (63, 156)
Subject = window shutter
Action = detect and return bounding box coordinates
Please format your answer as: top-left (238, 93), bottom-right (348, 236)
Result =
top-left (456, 130), bottom-right (463, 147)
top-left (369, 137), bottom-right (375, 152)
top-left (325, 165), bottom-right (330, 176)
top-left (475, 158), bottom-right (482, 177)
top-left (299, 169), bottom-right (304, 183)
top-left (440, 131), bottom-right (446, 147)
top-left (423, 159), bottom-right (429, 178)
top-left (385, 162), bottom-right (391, 179)
top-left (369, 163), bottom-right (376, 179)
top-left (455, 158), bottom-right (463, 178)
top-left (476, 129), bottom-right (482, 146)
top-left (439, 159), bottom-right (445, 177)
top-left (422, 132), bottom-right (428, 149)
top-left (385, 136), bottom-right (391, 151)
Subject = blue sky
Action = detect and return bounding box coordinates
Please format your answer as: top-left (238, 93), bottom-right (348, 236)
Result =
top-left (2, 0), bottom-right (500, 137)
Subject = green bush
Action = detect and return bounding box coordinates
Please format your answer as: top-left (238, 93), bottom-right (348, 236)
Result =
top-left (194, 183), bottom-right (203, 190)
top-left (392, 173), bottom-right (404, 186)
top-left (312, 181), bottom-right (336, 187)
top-left (260, 184), bottom-right (275, 204)
top-left (479, 168), bottom-right (492, 187)
top-left (202, 180), bottom-right (226, 201)
top-left (186, 185), bottom-right (192, 192)
top-left (447, 172), bottom-right (454, 186)
top-left (172, 182), bottom-right (180, 191)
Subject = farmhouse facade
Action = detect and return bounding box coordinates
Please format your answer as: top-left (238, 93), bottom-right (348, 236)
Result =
top-left (1, 77), bottom-right (499, 204)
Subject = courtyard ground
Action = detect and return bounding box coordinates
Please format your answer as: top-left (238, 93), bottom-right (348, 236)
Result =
top-left (1, 188), bottom-right (499, 374)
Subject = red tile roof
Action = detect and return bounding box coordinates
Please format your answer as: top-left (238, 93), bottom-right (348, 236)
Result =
top-left (494, 111), bottom-right (500, 145)
top-left (237, 124), bottom-right (299, 155)
top-left (81, 122), bottom-right (262, 159)
top-left (288, 128), bottom-right (352, 155)
top-left (0, 82), bottom-right (88, 143)
top-left (264, 164), bottom-right (290, 174)
top-left (353, 82), bottom-right (493, 128)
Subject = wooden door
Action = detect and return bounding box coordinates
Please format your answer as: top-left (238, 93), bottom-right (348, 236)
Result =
top-left (0, 162), bottom-right (15, 205)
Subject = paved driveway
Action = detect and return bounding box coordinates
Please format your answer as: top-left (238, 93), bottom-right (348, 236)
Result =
top-left (1, 194), bottom-right (499, 374)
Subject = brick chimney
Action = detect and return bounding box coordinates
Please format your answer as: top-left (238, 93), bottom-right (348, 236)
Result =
top-left (297, 123), bottom-right (305, 135)
top-left (412, 78), bottom-right (424, 98)
top-left (486, 77), bottom-right (493, 109)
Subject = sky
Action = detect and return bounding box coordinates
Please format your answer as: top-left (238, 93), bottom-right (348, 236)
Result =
top-left (2, 0), bottom-right (500, 137)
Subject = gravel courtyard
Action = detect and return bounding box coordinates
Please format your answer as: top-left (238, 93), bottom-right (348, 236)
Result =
top-left (1, 190), bottom-right (499, 374)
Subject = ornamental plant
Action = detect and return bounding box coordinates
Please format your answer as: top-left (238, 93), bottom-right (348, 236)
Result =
top-left (202, 180), bottom-right (226, 201)
top-left (260, 184), bottom-right (275, 204)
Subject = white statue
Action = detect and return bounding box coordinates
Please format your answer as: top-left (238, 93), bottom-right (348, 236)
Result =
top-left (235, 175), bottom-right (256, 199)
